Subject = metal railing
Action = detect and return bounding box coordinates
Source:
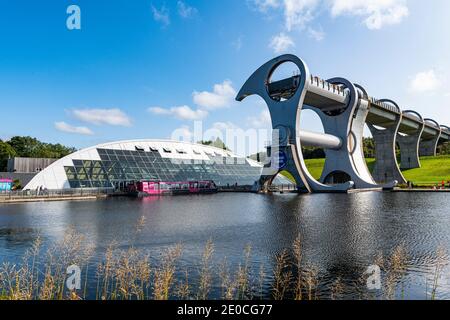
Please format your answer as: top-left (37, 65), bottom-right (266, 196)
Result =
top-left (0, 188), bottom-right (116, 201)
top-left (369, 98), bottom-right (401, 114)
top-left (218, 185), bottom-right (254, 192)
top-left (268, 184), bottom-right (298, 192)
top-left (309, 75), bottom-right (346, 96)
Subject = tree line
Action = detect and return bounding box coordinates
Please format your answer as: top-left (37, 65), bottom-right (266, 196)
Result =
top-left (250, 137), bottom-right (450, 162)
top-left (0, 136), bottom-right (76, 171)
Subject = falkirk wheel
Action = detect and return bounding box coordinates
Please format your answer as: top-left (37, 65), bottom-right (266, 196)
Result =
top-left (236, 54), bottom-right (448, 193)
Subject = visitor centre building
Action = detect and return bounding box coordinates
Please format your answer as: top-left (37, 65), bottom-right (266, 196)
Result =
top-left (23, 140), bottom-right (287, 191)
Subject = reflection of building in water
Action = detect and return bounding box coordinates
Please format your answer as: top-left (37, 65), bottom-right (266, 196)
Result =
top-left (24, 139), bottom-right (292, 190)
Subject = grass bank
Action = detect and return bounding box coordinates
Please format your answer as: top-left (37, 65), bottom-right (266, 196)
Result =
top-left (300, 157), bottom-right (450, 186)
top-left (299, 158), bottom-right (375, 181)
top-left (401, 156), bottom-right (450, 185)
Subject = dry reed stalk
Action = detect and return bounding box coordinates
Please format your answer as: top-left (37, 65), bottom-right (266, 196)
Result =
top-left (258, 264), bottom-right (265, 300)
top-left (292, 235), bottom-right (303, 300)
top-left (197, 239), bottom-right (214, 300)
top-left (175, 269), bottom-right (191, 300)
top-left (384, 245), bottom-right (408, 300)
top-left (235, 245), bottom-right (252, 300)
top-left (219, 258), bottom-right (235, 300)
top-left (330, 277), bottom-right (344, 300)
top-left (272, 249), bottom-right (291, 300)
top-left (430, 246), bottom-right (447, 300)
top-left (153, 244), bottom-right (183, 300)
top-left (304, 265), bottom-right (319, 300)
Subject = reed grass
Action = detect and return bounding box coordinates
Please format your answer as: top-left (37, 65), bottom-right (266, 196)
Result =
top-left (1, 230), bottom-right (449, 301)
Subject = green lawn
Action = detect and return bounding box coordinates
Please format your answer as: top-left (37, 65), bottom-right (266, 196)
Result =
top-left (303, 158), bottom-right (376, 180)
top-left (402, 156), bottom-right (450, 185)
top-left (281, 156), bottom-right (450, 186)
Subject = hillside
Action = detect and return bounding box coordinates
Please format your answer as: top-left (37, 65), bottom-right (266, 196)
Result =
top-left (299, 157), bottom-right (450, 186)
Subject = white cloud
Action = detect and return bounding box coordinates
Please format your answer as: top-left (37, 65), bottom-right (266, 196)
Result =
top-left (54, 122), bottom-right (94, 135)
top-left (330, 0), bottom-right (409, 30)
top-left (148, 105), bottom-right (208, 120)
top-left (177, 1), bottom-right (198, 18)
top-left (211, 122), bottom-right (241, 131)
top-left (152, 5), bottom-right (170, 27)
top-left (171, 125), bottom-right (194, 142)
top-left (248, 110), bottom-right (272, 128)
top-left (307, 27), bottom-right (325, 41)
top-left (251, 0), bottom-right (280, 12)
top-left (232, 36), bottom-right (244, 51)
top-left (409, 70), bottom-right (442, 93)
top-left (284, 0), bottom-right (319, 31)
top-left (269, 32), bottom-right (295, 54)
top-left (71, 108), bottom-right (132, 127)
top-left (193, 80), bottom-right (237, 110)
top-left (253, 0), bottom-right (409, 47)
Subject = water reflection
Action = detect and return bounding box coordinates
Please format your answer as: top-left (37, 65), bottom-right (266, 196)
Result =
top-left (1, 192), bottom-right (450, 299)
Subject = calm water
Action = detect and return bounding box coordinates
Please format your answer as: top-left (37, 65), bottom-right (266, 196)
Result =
top-left (1, 192), bottom-right (450, 300)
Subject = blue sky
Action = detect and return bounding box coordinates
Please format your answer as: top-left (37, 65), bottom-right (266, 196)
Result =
top-left (1, 0), bottom-right (449, 155)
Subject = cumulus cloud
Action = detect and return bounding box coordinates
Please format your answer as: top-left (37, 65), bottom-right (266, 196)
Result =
top-left (148, 105), bottom-right (208, 120)
top-left (251, 0), bottom-right (280, 12)
top-left (152, 5), bottom-right (170, 27)
top-left (252, 0), bottom-right (409, 50)
top-left (248, 110), bottom-right (272, 128)
top-left (307, 27), bottom-right (325, 41)
top-left (211, 121), bottom-right (241, 131)
top-left (409, 70), bottom-right (442, 93)
top-left (284, 0), bottom-right (319, 31)
top-left (193, 80), bottom-right (237, 110)
top-left (171, 125), bottom-right (194, 142)
top-left (54, 122), bottom-right (94, 135)
top-left (71, 108), bottom-right (132, 127)
top-left (177, 1), bottom-right (198, 18)
top-left (269, 32), bottom-right (295, 54)
top-left (330, 0), bottom-right (409, 30)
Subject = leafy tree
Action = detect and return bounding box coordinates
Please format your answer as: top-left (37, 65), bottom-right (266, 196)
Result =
top-left (7, 136), bottom-right (42, 158)
top-left (438, 142), bottom-right (450, 155)
top-left (198, 137), bottom-right (230, 151)
top-left (363, 137), bottom-right (375, 158)
top-left (302, 147), bottom-right (325, 159)
top-left (6, 136), bottom-right (76, 159)
top-left (0, 141), bottom-right (17, 171)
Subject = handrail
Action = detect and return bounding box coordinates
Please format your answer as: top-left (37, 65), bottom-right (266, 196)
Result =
top-left (354, 83), bottom-right (368, 99)
top-left (369, 97), bottom-right (401, 114)
top-left (402, 110), bottom-right (424, 122)
top-left (378, 99), bottom-right (401, 113)
top-left (424, 118), bottom-right (441, 129)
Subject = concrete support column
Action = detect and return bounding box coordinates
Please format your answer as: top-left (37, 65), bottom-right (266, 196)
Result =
top-left (397, 134), bottom-right (422, 169)
top-left (420, 138), bottom-right (440, 156)
top-left (397, 110), bottom-right (424, 170)
top-left (367, 100), bottom-right (406, 185)
top-left (420, 119), bottom-right (442, 157)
